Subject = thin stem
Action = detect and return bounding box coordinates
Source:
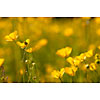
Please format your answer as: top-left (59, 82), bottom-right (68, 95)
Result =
top-left (59, 77), bottom-right (63, 83)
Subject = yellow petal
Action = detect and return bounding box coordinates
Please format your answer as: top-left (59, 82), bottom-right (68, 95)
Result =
top-left (73, 57), bottom-right (81, 66)
top-left (5, 31), bottom-right (18, 41)
top-left (56, 47), bottom-right (72, 58)
top-left (85, 49), bottom-right (93, 58)
top-left (59, 68), bottom-right (65, 78)
top-left (5, 36), bottom-right (13, 41)
top-left (17, 41), bottom-right (26, 49)
top-left (71, 66), bottom-right (78, 73)
top-left (98, 46), bottom-right (100, 50)
top-left (51, 70), bottom-right (59, 79)
top-left (25, 48), bottom-right (33, 53)
top-left (79, 53), bottom-right (86, 61)
top-left (66, 57), bottom-right (74, 65)
top-left (9, 31), bottom-right (18, 40)
top-left (65, 67), bottom-right (74, 76)
top-left (0, 58), bottom-right (4, 67)
top-left (65, 47), bottom-right (72, 56)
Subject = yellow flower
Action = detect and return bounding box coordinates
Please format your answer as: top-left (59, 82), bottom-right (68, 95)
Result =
top-left (65, 66), bottom-right (77, 76)
top-left (89, 63), bottom-right (96, 71)
top-left (5, 31), bottom-right (18, 41)
top-left (98, 45), bottom-right (100, 50)
top-left (56, 47), bottom-right (72, 58)
top-left (17, 39), bottom-right (30, 49)
top-left (79, 53), bottom-right (87, 61)
top-left (85, 49), bottom-right (93, 58)
top-left (71, 66), bottom-right (78, 72)
top-left (82, 63), bottom-right (96, 71)
top-left (0, 58), bottom-right (4, 67)
top-left (66, 56), bottom-right (81, 66)
top-left (51, 68), bottom-right (65, 79)
top-left (79, 50), bottom-right (93, 61)
top-left (73, 56), bottom-right (81, 66)
top-left (25, 48), bottom-right (33, 53)
top-left (66, 57), bottom-right (74, 65)
top-left (95, 54), bottom-right (100, 60)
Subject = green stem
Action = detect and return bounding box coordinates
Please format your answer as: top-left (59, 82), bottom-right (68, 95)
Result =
top-left (59, 77), bottom-right (63, 83)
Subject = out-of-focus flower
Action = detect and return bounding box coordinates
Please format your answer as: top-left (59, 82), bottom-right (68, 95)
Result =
top-left (96, 29), bottom-right (100, 36)
top-left (20, 69), bottom-right (24, 75)
top-left (56, 47), bottom-right (72, 58)
top-left (17, 39), bottom-right (30, 49)
top-left (51, 68), bottom-right (65, 79)
top-left (95, 18), bottom-right (100, 24)
top-left (50, 24), bottom-right (59, 34)
top-left (98, 45), bottom-right (100, 50)
top-left (65, 66), bottom-right (77, 76)
top-left (88, 44), bottom-right (96, 50)
top-left (32, 39), bottom-right (48, 52)
top-left (0, 58), bottom-right (4, 67)
top-left (64, 28), bottom-right (73, 37)
top-left (45, 64), bottom-right (53, 73)
top-left (0, 21), bottom-right (12, 29)
top-left (95, 54), bottom-right (100, 60)
top-left (5, 31), bottom-right (18, 41)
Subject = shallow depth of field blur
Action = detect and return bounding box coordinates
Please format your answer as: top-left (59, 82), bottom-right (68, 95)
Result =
top-left (1, 17), bottom-right (100, 83)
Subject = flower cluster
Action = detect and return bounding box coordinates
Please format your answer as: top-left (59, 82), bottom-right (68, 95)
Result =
top-left (51, 46), bottom-right (100, 82)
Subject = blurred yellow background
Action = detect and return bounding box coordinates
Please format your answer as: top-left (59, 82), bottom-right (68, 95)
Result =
top-left (0, 17), bottom-right (100, 83)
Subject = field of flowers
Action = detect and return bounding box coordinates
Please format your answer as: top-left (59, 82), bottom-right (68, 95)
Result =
top-left (0, 17), bottom-right (100, 83)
